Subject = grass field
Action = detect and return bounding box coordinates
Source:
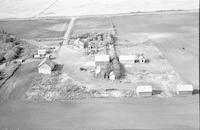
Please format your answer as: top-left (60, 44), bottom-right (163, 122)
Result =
top-left (0, 19), bottom-right (69, 39)
top-left (72, 17), bottom-right (112, 35)
top-left (0, 11), bottom-right (199, 129)
top-left (112, 12), bottom-right (199, 89)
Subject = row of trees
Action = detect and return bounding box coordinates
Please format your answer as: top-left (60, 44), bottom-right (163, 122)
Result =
top-left (105, 34), bottom-right (122, 79)
top-left (0, 31), bottom-right (21, 63)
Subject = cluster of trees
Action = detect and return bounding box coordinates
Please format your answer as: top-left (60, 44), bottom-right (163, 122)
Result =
top-left (103, 34), bottom-right (121, 80)
top-left (0, 30), bottom-right (16, 43)
top-left (0, 30), bottom-right (22, 63)
top-left (0, 71), bottom-right (5, 80)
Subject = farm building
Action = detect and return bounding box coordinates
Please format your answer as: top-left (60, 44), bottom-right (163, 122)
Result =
top-left (176, 84), bottom-right (193, 95)
top-left (38, 49), bottom-right (47, 56)
top-left (136, 85), bottom-right (152, 96)
top-left (38, 58), bottom-right (55, 74)
top-left (95, 55), bottom-right (110, 67)
top-left (34, 54), bottom-right (41, 59)
top-left (119, 55), bottom-right (136, 67)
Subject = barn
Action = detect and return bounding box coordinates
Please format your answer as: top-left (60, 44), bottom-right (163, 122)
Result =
top-left (38, 58), bottom-right (55, 74)
top-left (176, 84), bottom-right (193, 95)
top-left (119, 55), bottom-right (136, 67)
top-left (95, 55), bottom-right (110, 67)
top-left (136, 85), bottom-right (153, 96)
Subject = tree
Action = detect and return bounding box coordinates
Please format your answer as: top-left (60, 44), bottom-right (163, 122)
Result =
top-left (112, 58), bottom-right (121, 79)
top-left (4, 49), bottom-right (18, 61)
top-left (0, 54), bottom-right (5, 62)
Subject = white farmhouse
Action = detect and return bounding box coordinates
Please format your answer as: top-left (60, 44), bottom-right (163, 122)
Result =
top-left (38, 58), bottom-right (55, 74)
top-left (119, 55), bottom-right (136, 67)
top-left (95, 55), bottom-right (110, 67)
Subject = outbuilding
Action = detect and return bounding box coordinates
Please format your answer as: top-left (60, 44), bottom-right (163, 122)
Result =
top-left (38, 49), bottom-right (47, 56)
top-left (119, 55), bottom-right (136, 67)
top-left (38, 58), bottom-right (55, 74)
top-left (136, 85), bottom-right (152, 96)
top-left (95, 55), bottom-right (110, 67)
top-left (176, 84), bottom-right (193, 95)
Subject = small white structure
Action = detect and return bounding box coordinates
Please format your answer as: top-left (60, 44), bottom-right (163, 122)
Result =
top-left (95, 66), bottom-right (101, 76)
top-left (45, 54), bottom-right (50, 58)
top-left (15, 59), bottom-right (23, 63)
top-left (136, 85), bottom-right (152, 96)
top-left (95, 55), bottom-right (110, 67)
top-left (176, 84), bottom-right (193, 95)
top-left (119, 55), bottom-right (136, 67)
top-left (38, 58), bottom-right (55, 74)
top-left (38, 49), bottom-right (47, 56)
top-left (34, 54), bottom-right (40, 59)
top-left (138, 55), bottom-right (145, 63)
top-left (74, 38), bottom-right (84, 49)
top-left (109, 71), bottom-right (115, 81)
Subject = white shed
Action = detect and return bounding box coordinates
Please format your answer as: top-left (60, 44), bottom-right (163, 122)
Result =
top-left (34, 54), bottom-right (41, 59)
top-left (95, 55), bottom-right (110, 66)
top-left (38, 58), bottom-right (55, 74)
top-left (176, 84), bottom-right (193, 95)
top-left (119, 55), bottom-right (136, 67)
top-left (136, 85), bottom-right (152, 96)
top-left (38, 49), bottom-right (47, 56)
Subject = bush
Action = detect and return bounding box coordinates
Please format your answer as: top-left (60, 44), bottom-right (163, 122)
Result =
top-left (0, 54), bottom-right (5, 62)
top-left (4, 49), bottom-right (18, 61)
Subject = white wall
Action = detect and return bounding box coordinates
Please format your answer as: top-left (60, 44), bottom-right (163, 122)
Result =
top-left (38, 64), bottom-right (51, 74)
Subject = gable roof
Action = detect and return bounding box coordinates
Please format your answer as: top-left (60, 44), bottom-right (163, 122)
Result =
top-left (38, 58), bottom-right (55, 70)
top-left (38, 49), bottom-right (46, 55)
top-left (176, 84), bottom-right (193, 92)
top-left (95, 55), bottom-right (110, 62)
top-left (119, 55), bottom-right (136, 61)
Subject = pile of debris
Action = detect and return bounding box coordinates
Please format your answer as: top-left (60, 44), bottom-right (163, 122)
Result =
top-left (25, 72), bottom-right (136, 101)
top-left (25, 73), bottom-right (98, 101)
top-left (70, 32), bottom-right (115, 55)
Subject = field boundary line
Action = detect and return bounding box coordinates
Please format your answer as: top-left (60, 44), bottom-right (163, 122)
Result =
top-left (35, 0), bottom-right (59, 18)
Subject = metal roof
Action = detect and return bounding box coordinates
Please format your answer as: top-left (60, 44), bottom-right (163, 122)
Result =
top-left (119, 55), bottom-right (136, 61)
top-left (95, 55), bottom-right (110, 62)
top-left (38, 58), bottom-right (55, 70)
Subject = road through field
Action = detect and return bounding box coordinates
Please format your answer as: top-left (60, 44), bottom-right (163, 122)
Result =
top-left (63, 17), bottom-right (76, 44)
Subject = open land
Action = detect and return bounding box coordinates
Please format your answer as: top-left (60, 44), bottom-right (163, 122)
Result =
top-left (0, 19), bottom-right (70, 39)
top-left (0, 9), bottom-right (199, 130)
top-left (112, 12), bottom-right (199, 89)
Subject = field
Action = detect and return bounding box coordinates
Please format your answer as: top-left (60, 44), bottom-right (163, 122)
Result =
top-left (112, 12), bottom-right (199, 89)
top-left (72, 17), bottom-right (113, 35)
top-left (0, 11), bottom-right (199, 129)
top-left (0, 19), bottom-right (69, 39)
